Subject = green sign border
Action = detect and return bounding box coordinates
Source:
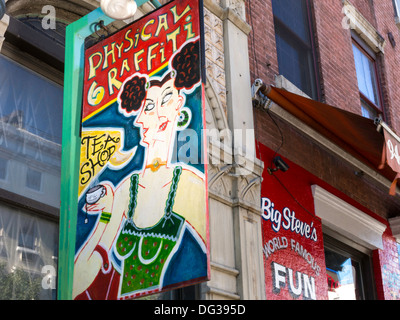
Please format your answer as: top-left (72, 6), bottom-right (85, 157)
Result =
top-left (58, 1), bottom-right (160, 300)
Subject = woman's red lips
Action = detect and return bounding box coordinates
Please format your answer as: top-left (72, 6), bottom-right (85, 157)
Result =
top-left (158, 120), bottom-right (169, 132)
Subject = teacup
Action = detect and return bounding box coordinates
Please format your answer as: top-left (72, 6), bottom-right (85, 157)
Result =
top-left (86, 185), bottom-right (106, 205)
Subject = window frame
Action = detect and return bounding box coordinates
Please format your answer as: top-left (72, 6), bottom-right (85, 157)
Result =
top-left (323, 232), bottom-right (377, 300)
top-left (271, 0), bottom-right (321, 101)
top-left (394, 0), bottom-right (400, 18)
top-left (352, 35), bottom-right (384, 120)
top-left (394, 0), bottom-right (400, 28)
top-left (1, 10), bottom-right (64, 220)
top-left (0, 157), bottom-right (8, 181)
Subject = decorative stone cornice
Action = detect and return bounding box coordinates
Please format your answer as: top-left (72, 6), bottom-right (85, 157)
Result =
top-left (342, 0), bottom-right (386, 53)
top-left (207, 146), bottom-right (263, 214)
top-left (389, 217), bottom-right (400, 243)
top-left (312, 185), bottom-right (387, 250)
top-left (203, 0), bottom-right (251, 35)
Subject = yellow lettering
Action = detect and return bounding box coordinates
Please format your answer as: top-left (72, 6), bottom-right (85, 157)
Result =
top-left (134, 49), bottom-right (145, 71)
top-left (155, 13), bottom-right (169, 37)
top-left (103, 43), bottom-right (116, 69)
top-left (88, 52), bottom-right (103, 80)
top-left (134, 32), bottom-right (140, 48)
top-left (120, 58), bottom-right (131, 77)
top-left (116, 42), bottom-right (124, 59)
top-left (124, 29), bottom-right (134, 53)
top-left (108, 68), bottom-right (122, 95)
top-left (87, 81), bottom-right (105, 106)
top-left (166, 27), bottom-right (180, 52)
top-left (184, 22), bottom-right (195, 40)
top-left (147, 43), bottom-right (159, 71)
top-left (170, 5), bottom-right (191, 24)
top-left (141, 19), bottom-right (155, 41)
top-left (160, 46), bottom-right (166, 64)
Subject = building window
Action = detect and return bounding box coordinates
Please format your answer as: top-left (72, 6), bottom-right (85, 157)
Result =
top-left (0, 5), bottom-right (67, 299)
top-left (324, 234), bottom-right (376, 300)
top-left (0, 203), bottom-right (58, 300)
top-left (0, 157), bottom-right (7, 180)
top-left (271, 0), bottom-right (321, 100)
top-left (26, 167), bottom-right (42, 191)
top-left (394, 0), bottom-right (400, 22)
top-left (0, 54), bottom-right (63, 144)
top-left (352, 40), bottom-right (383, 119)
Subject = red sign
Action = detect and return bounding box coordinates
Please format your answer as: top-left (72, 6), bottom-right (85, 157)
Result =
top-left (82, 0), bottom-right (202, 121)
top-left (258, 143), bottom-right (327, 300)
top-left (380, 127), bottom-right (400, 195)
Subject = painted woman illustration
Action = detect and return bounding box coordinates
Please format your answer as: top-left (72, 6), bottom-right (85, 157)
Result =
top-left (73, 39), bottom-right (208, 300)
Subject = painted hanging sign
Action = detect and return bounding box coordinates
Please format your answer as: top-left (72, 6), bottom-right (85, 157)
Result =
top-left (73, 0), bottom-right (209, 300)
top-left (258, 143), bottom-right (327, 300)
top-left (379, 125), bottom-right (400, 195)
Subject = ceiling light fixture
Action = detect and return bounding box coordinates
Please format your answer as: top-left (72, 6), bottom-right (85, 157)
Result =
top-left (100, 0), bottom-right (137, 20)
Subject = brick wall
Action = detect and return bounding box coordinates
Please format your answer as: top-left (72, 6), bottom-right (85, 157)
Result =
top-left (373, 230), bottom-right (400, 300)
top-left (248, 0), bottom-right (400, 300)
top-left (373, 0), bottom-right (400, 133)
top-left (312, 0), bottom-right (361, 113)
top-left (246, 0), bottom-right (278, 87)
top-left (351, 0), bottom-right (376, 26)
top-left (247, 0), bottom-right (400, 128)
top-left (249, 0), bottom-right (400, 220)
top-left (254, 107), bottom-right (400, 221)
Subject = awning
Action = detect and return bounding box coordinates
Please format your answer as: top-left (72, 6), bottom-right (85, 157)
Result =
top-left (260, 85), bottom-right (399, 193)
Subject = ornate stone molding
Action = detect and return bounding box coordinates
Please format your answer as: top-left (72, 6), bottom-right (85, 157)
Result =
top-left (204, 6), bottom-right (227, 115)
top-left (205, 78), bottom-right (229, 134)
top-left (207, 155), bottom-right (263, 213)
top-left (342, 0), bottom-right (386, 53)
top-left (312, 185), bottom-right (387, 250)
top-left (204, 0), bottom-right (251, 35)
top-left (239, 175), bottom-right (262, 206)
top-left (220, 0), bottom-right (246, 21)
top-left (389, 217), bottom-right (400, 243)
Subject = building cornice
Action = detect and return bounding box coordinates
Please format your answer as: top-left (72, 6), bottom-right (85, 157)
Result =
top-left (342, 0), bottom-right (386, 53)
top-left (312, 185), bottom-right (387, 250)
top-left (203, 0), bottom-right (251, 35)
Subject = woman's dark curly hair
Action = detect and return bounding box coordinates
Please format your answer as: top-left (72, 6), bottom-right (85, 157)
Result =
top-left (120, 40), bottom-right (201, 114)
top-left (172, 40), bottom-right (201, 90)
top-left (119, 75), bottom-right (147, 113)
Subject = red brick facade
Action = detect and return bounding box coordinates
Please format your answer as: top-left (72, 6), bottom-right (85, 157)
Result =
top-left (373, 231), bottom-right (400, 300)
top-left (248, 0), bottom-right (400, 300)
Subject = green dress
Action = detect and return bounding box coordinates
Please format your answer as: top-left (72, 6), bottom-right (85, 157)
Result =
top-left (115, 166), bottom-right (184, 297)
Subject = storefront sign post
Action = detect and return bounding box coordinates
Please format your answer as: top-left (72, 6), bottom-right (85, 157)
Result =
top-left (58, 1), bottom-right (160, 300)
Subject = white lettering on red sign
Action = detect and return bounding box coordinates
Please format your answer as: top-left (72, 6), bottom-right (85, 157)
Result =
top-left (261, 197), bottom-right (318, 242)
top-left (387, 138), bottom-right (400, 166)
top-left (271, 261), bottom-right (317, 300)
